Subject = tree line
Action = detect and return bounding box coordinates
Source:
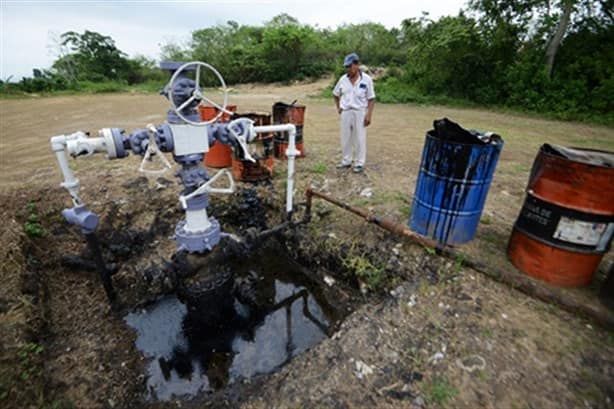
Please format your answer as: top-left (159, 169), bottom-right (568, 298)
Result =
top-left (2, 3), bottom-right (612, 123)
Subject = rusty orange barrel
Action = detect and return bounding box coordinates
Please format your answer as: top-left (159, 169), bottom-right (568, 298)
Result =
top-left (274, 125), bottom-right (305, 159)
top-left (508, 144), bottom-right (614, 287)
top-left (273, 102), bottom-right (306, 125)
top-left (232, 155), bottom-right (274, 182)
top-left (199, 105), bottom-right (237, 168)
top-left (273, 102), bottom-right (306, 159)
top-left (199, 104), bottom-right (237, 122)
top-left (231, 112), bottom-right (274, 181)
top-left (275, 142), bottom-right (305, 160)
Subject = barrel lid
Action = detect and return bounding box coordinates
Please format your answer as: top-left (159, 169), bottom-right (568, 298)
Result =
top-left (542, 144), bottom-right (614, 168)
top-left (273, 100), bottom-right (304, 109)
top-left (430, 118), bottom-right (503, 146)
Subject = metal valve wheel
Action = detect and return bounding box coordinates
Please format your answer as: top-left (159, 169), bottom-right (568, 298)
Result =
top-left (168, 61), bottom-right (231, 126)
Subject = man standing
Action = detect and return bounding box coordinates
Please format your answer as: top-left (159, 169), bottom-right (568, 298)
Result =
top-left (332, 53), bottom-right (375, 173)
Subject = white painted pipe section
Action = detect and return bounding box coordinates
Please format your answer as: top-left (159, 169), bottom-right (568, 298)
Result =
top-left (50, 133), bottom-right (84, 206)
top-left (66, 136), bottom-right (107, 157)
top-left (185, 207), bottom-right (212, 232)
top-left (253, 124), bottom-right (299, 214)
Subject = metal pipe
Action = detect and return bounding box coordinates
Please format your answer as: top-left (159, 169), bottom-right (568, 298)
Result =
top-left (254, 124), bottom-right (298, 215)
top-left (51, 134), bottom-right (83, 206)
top-left (306, 188), bottom-right (442, 250)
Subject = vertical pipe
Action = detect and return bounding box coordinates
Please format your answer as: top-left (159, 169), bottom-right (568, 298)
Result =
top-left (254, 124), bottom-right (298, 217)
top-left (185, 207), bottom-right (212, 232)
top-left (84, 232), bottom-right (116, 302)
top-left (286, 126), bottom-right (297, 215)
top-left (51, 136), bottom-right (82, 205)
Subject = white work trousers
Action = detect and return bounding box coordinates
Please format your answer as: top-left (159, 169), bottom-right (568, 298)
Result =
top-left (340, 109), bottom-right (367, 167)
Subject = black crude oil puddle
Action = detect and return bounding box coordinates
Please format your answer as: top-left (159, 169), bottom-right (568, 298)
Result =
top-left (124, 245), bottom-right (344, 401)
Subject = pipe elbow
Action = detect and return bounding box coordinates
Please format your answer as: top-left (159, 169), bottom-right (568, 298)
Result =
top-left (50, 135), bottom-right (67, 152)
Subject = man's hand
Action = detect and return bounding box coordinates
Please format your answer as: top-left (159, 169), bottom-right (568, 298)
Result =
top-left (363, 116), bottom-right (371, 127)
top-left (338, 107), bottom-right (343, 114)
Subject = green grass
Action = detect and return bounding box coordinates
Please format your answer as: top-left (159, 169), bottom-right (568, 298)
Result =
top-left (342, 253), bottom-right (385, 290)
top-left (479, 216), bottom-right (493, 225)
top-left (425, 376), bottom-right (458, 406)
top-left (480, 327), bottom-right (493, 338)
top-left (400, 204), bottom-right (412, 218)
top-left (311, 162), bottom-right (327, 174)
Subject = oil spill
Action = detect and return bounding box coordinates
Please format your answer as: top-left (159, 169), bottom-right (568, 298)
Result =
top-left (124, 244), bottom-right (344, 401)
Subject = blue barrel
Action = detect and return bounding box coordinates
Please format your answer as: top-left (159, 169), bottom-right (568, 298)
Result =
top-left (409, 129), bottom-right (503, 244)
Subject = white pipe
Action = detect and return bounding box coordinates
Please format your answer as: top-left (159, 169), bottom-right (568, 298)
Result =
top-left (253, 124), bottom-right (299, 214)
top-left (50, 134), bottom-right (82, 206)
top-left (66, 136), bottom-right (107, 157)
top-left (185, 207), bottom-right (212, 232)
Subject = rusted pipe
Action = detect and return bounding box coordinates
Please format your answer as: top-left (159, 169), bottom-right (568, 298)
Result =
top-left (306, 188), bottom-right (441, 249)
top-left (304, 188), bottom-right (614, 329)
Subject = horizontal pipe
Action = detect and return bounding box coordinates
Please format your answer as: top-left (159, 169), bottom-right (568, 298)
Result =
top-left (306, 188), bottom-right (441, 249)
top-left (304, 188), bottom-right (614, 329)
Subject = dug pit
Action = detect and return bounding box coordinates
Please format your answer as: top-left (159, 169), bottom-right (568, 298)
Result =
top-left (124, 241), bottom-right (348, 401)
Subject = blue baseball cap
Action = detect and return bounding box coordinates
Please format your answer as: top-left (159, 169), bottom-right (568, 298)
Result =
top-left (343, 53), bottom-right (359, 67)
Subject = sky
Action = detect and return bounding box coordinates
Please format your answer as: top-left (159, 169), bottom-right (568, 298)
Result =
top-left (0, 0), bottom-right (466, 80)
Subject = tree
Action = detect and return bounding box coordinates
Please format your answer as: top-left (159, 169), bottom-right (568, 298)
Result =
top-left (403, 13), bottom-right (491, 100)
top-left (545, 1), bottom-right (574, 77)
top-left (55, 30), bottom-right (130, 81)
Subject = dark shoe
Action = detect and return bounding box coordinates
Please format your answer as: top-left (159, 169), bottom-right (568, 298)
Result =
top-left (336, 163), bottom-right (351, 169)
top-left (353, 166), bottom-right (363, 173)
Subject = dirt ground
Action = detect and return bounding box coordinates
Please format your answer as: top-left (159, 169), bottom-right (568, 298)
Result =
top-left (1, 78), bottom-right (613, 409)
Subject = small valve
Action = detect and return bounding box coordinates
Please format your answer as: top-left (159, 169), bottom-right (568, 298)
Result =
top-left (227, 118), bottom-right (257, 163)
top-left (138, 124), bottom-right (173, 175)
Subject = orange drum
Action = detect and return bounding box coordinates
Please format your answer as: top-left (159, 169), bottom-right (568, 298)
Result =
top-left (198, 105), bottom-right (237, 168)
top-left (273, 102), bottom-right (306, 159)
top-left (508, 144), bottom-right (614, 287)
top-left (274, 142), bottom-right (305, 160)
top-left (199, 104), bottom-right (237, 122)
top-left (273, 102), bottom-right (306, 125)
top-left (232, 156), bottom-right (274, 182)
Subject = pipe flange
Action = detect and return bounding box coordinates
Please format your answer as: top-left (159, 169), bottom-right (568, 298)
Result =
top-left (174, 217), bottom-right (221, 253)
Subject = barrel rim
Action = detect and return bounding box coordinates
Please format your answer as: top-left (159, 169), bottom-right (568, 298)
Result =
top-left (425, 130), bottom-right (504, 148)
top-left (539, 144), bottom-right (614, 169)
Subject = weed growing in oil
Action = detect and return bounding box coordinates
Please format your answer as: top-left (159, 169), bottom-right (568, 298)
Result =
top-left (342, 254), bottom-right (385, 290)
